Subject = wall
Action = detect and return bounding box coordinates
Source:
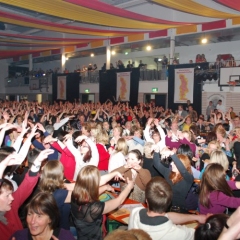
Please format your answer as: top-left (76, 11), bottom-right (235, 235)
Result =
top-left (0, 59), bottom-right (8, 98)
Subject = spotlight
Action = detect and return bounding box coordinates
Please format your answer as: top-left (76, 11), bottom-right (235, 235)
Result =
top-left (146, 45), bottom-right (152, 51)
top-left (111, 50), bottom-right (116, 55)
top-left (201, 38), bottom-right (208, 44)
top-left (125, 52), bottom-right (128, 55)
top-left (90, 53), bottom-right (94, 57)
top-left (158, 58), bottom-right (162, 62)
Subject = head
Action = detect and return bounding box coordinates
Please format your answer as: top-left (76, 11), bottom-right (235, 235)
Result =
top-left (177, 144), bottom-right (193, 163)
top-left (145, 177), bottom-right (172, 213)
top-left (72, 165), bottom-right (100, 204)
top-left (0, 178), bottom-right (14, 212)
top-left (207, 140), bottom-right (221, 154)
top-left (113, 126), bottom-right (123, 138)
top-left (26, 192), bottom-right (59, 236)
top-left (103, 121), bottom-right (110, 131)
top-left (143, 142), bottom-right (154, 158)
top-left (79, 140), bottom-right (92, 162)
top-left (81, 123), bottom-right (91, 137)
top-left (39, 160), bottom-right (64, 193)
top-left (170, 154), bottom-right (192, 184)
top-left (218, 100), bottom-right (222, 105)
top-left (210, 150), bottom-right (229, 171)
top-left (126, 149), bottom-right (143, 167)
top-left (115, 138), bottom-right (128, 156)
top-left (185, 116), bottom-right (192, 125)
top-left (195, 214), bottom-right (229, 240)
top-left (152, 129), bottom-right (161, 143)
top-left (200, 163), bottom-right (232, 207)
top-left (182, 130), bottom-right (192, 142)
top-left (96, 130), bottom-right (109, 145)
top-left (178, 105), bottom-right (183, 111)
top-left (104, 229), bottom-right (152, 240)
top-left (27, 148), bottom-right (41, 168)
top-left (45, 125), bottom-right (54, 136)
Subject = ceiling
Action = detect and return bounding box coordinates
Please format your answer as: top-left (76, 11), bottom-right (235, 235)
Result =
top-left (0, 0), bottom-right (240, 60)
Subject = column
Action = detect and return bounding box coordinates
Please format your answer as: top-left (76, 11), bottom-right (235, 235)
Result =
top-left (61, 48), bottom-right (66, 73)
top-left (29, 54), bottom-right (33, 71)
top-left (106, 39), bottom-right (111, 70)
top-left (169, 29), bottom-right (176, 64)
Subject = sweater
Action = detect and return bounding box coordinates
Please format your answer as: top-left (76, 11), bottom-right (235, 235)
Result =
top-left (0, 171), bottom-right (39, 240)
top-left (128, 207), bottom-right (194, 240)
top-left (11, 228), bottom-right (75, 240)
top-left (199, 180), bottom-right (240, 214)
top-left (153, 153), bottom-right (194, 209)
top-left (96, 143), bottom-right (110, 171)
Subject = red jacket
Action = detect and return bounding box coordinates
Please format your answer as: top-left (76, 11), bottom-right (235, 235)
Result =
top-left (0, 172), bottom-right (39, 240)
top-left (96, 143), bottom-right (110, 171)
top-left (51, 142), bottom-right (75, 180)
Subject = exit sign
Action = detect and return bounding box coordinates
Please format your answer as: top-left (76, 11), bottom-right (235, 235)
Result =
top-left (152, 88), bottom-right (158, 92)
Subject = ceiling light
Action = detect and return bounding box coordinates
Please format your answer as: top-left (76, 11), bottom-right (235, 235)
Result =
top-left (201, 38), bottom-right (208, 44)
top-left (146, 45), bottom-right (152, 51)
top-left (90, 53), bottom-right (94, 57)
top-left (125, 52), bottom-right (128, 55)
top-left (111, 50), bottom-right (116, 55)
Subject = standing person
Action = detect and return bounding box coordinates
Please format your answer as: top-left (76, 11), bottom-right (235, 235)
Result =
top-left (206, 101), bottom-right (214, 120)
top-left (188, 105), bottom-right (198, 122)
top-left (177, 105), bottom-right (188, 120)
top-left (216, 100), bottom-right (225, 112)
top-left (11, 192), bottom-right (75, 240)
top-left (71, 166), bottom-right (134, 240)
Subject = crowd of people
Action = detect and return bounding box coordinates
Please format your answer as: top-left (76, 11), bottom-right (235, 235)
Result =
top-left (1, 99), bottom-right (240, 239)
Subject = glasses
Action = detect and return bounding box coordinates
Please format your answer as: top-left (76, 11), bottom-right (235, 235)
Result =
top-left (81, 145), bottom-right (89, 148)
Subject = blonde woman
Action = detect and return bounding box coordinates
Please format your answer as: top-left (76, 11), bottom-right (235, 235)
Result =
top-left (108, 137), bottom-right (128, 172)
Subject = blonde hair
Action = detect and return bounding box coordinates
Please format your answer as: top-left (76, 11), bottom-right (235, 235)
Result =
top-left (115, 138), bottom-right (128, 156)
top-left (39, 160), bottom-right (64, 193)
top-left (210, 150), bottom-right (229, 171)
top-left (96, 130), bottom-right (109, 145)
top-left (144, 142), bottom-right (154, 158)
top-left (205, 140), bottom-right (221, 154)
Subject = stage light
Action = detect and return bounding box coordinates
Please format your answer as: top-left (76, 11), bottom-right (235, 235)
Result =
top-left (90, 53), bottom-right (94, 57)
top-left (125, 52), bottom-right (128, 55)
top-left (146, 45), bottom-right (152, 51)
top-left (158, 58), bottom-right (162, 61)
top-left (201, 38), bottom-right (208, 44)
top-left (111, 50), bottom-right (116, 55)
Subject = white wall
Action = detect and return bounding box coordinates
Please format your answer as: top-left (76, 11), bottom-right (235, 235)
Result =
top-left (0, 59), bottom-right (8, 95)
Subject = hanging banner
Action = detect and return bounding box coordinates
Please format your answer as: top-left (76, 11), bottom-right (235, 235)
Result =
top-left (57, 76), bottom-right (66, 100)
top-left (116, 72), bottom-right (130, 101)
top-left (174, 68), bottom-right (194, 103)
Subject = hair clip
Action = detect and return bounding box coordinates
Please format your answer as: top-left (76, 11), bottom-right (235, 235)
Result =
top-left (206, 222), bottom-right (211, 229)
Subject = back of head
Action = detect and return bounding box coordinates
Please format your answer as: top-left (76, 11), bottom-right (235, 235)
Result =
top-left (210, 150), bottom-right (229, 171)
top-left (115, 138), bottom-right (128, 155)
top-left (177, 144), bottom-right (193, 162)
top-left (144, 142), bottom-right (154, 158)
top-left (45, 125), bottom-right (54, 135)
top-left (104, 229), bottom-right (152, 240)
top-left (73, 165), bottom-right (100, 205)
top-left (145, 176), bottom-right (172, 213)
top-left (194, 214), bottom-right (228, 240)
top-left (27, 148), bottom-right (41, 167)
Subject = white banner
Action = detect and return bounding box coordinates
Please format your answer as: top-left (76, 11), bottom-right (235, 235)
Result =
top-left (116, 72), bottom-right (130, 101)
top-left (174, 68), bottom-right (194, 103)
top-left (57, 76), bottom-right (67, 100)
top-left (220, 67), bottom-right (240, 86)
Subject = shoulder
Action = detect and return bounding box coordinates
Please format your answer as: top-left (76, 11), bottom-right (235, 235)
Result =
top-left (11, 229), bottom-right (28, 238)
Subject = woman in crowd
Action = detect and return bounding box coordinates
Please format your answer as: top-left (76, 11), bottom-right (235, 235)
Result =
top-left (0, 149), bottom-right (52, 240)
top-left (194, 214), bottom-right (229, 240)
top-left (153, 147), bottom-right (194, 212)
top-left (199, 163), bottom-right (240, 214)
top-left (11, 192), bottom-right (75, 240)
top-left (96, 130), bottom-right (110, 175)
top-left (113, 149), bottom-right (151, 203)
top-left (39, 160), bottom-right (72, 230)
top-left (108, 137), bottom-right (128, 172)
top-left (71, 165), bottom-right (134, 240)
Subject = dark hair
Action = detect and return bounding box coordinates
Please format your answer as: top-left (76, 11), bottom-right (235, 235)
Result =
top-left (80, 140), bottom-right (92, 163)
top-left (145, 177), bottom-right (172, 213)
top-left (194, 214), bottom-right (229, 240)
top-left (26, 192), bottom-right (60, 229)
top-left (177, 144), bottom-right (193, 164)
top-left (128, 149), bottom-right (143, 166)
top-left (205, 132), bottom-right (217, 144)
top-left (0, 178), bottom-right (13, 194)
top-left (27, 148), bottom-right (41, 167)
top-left (72, 130), bottom-right (82, 148)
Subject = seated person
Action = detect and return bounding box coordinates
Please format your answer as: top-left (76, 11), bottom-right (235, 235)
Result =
top-left (128, 177), bottom-right (207, 240)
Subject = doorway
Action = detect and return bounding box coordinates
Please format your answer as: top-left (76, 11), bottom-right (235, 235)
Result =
top-left (81, 93), bottom-right (95, 103)
top-left (144, 93), bottom-right (167, 108)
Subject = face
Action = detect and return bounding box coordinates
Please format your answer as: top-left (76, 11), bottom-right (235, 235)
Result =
top-left (152, 133), bottom-right (160, 143)
top-left (27, 210), bottom-right (51, 237)
top-left (113, 128), bottom-right (120, 137)
top-left (171, 162), bottom-right (179, 173)
top-left (103, 122), bottom-right (109, 130)
top-left (186, 117), bottom-right (191, 125)
top-left (208, 144), bottom-right (217, 153)
top-left (0, 188), bottom-right (14, 212)
top-left (126, 153), bottom-right (141, 167)
top-left (81, 126), bottom-right (89, 136)
top-left (80, 141), bottom-right (90, 155)
top-left (171, 122), bottom-right (178, 131)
